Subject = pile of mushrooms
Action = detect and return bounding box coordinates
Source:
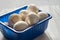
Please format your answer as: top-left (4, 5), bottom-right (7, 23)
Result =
top-left (8, 4), bottom-right (48, 31)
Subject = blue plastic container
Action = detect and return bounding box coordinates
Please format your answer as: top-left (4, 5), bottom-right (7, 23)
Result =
top-left (0, 6), bottom-right (52, 40)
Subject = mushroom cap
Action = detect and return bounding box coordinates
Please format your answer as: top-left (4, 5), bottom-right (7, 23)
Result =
top-left (38, 12), bottom-right (48, 20)
top-left (27, 4), bottom-right (39, 13)
top-left (25, 12), bottom-right (39, 25)
top-left (19, 10), bottom-right (28, 21)
top-left (13, 21), bottom-right (28, 31)
top-left (8, 14), bottom-right (22, 27)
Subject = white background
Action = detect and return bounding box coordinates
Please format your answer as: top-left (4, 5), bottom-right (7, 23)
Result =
top-left (0, 0), bottom-right (60, 11)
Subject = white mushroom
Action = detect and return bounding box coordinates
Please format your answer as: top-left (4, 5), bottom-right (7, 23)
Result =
top-left (19, 10), bottom-right (28, 21)
top-left (8, 14), bottom-right (22, 28)
top-left (13, 21), bottom-right (28, 31)
top-left (27, 4), bottom-right (39, 13)
top-left (25, 12), bottom-right (39, 25)
top-left (37, 12), bottom-right (48, 21)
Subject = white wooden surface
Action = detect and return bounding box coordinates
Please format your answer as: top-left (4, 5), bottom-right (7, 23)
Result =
top-left (0, 0), bottom-right (60, 40)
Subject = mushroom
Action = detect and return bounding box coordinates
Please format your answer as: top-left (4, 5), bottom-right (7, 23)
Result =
top-left (25, 12), bottom-right (39, 25)
top-left (8, 14), bottom-right (22, 28)
top-left (19, 10), bottom-right (28, 21)
top-left (27, 4), bottom-right (39, 13)
top-left (37, 12), bottom-right (48, 21)
top-left (13, 21), bottom-right (28, 31)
